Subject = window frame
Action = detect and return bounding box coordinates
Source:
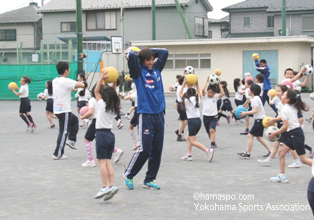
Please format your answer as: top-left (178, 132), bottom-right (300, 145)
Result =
top-left (267, 16), bottom-right (274, 28)
top-left (60, 22), bottom-right (76, 33)
top-left (86, 11), bottom-right (117, 31)
top-left (0, 29), bottom-right (16, 41)
top-left (243, 17), bottom-right (250, 27)
top-left (302, 15), bottom-right (314, 32)
top-left (195, 17), bottom-right (205, 36)
top-left (164, 54), bottom-right (211, 70)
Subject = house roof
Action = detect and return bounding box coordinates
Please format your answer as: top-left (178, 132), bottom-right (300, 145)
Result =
top-left (0, 2), bottom-right (42, 24)
top-left (223, 0), bottom-right (314, 13)
top-left (208, 15), bottom-right (229, 24)
top-left (39, 0), bottom-right (212, 13)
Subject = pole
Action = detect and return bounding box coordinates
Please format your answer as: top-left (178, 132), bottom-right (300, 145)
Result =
top-left (152, 0), bottom-right (156, 40)
top-left (76, 0), bottom-right (83, 72)
top-left (121, 0), bottom-right (125, 92)
top-left (174, 0), bottom-right (192, 39)
top-left (282, 0), bottom-right (286, 36)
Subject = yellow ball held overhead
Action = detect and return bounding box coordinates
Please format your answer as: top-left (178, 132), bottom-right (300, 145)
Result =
top-left (185, 74), bottom-right (197, 86)
top-left (267, 89), bottom-right (276, 98)
top-left (215, 69), bottom-right (222, 76)
top-left (252, 53), bottom-right (260, 60)
top-left (102, 67), bottom-right (119, 83)
top-left (130, 47), bottom-right (141, 52)
top-left (262, 116), bottom-right (275, 128)
top-left (8, 82), bottom-right (18, 90)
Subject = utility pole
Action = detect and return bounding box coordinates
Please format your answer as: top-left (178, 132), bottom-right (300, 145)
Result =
top-left (121, 0), bottom-right (125, 92)
top-left (76, 0), bottom-right (83, 73)
top-left (174, 0), bottom-right (192, 39)
top-left (152, 0), bottom-right (156, 40)
top-left (281, 0), bottom-right (286, 36)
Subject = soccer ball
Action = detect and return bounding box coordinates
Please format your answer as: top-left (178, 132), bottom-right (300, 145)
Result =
top-left (184, 66), bottom-right (194, 75)
top-left (244, 72), bottom-right (251, 77)
top-left (209, 74), bottom-right (219, 85)
top-left (169, 84), bottom-right (178, 92)
top-left (264, 126), bottom-right (281, 142)
top-left (37, 93), bottom-right (45, 101)
top-left (310, 92), bottom-right (314, 100)
top-left (304, 64), bottom-right (313, 76)
top-left (252, 53), bottom-right (260, 60)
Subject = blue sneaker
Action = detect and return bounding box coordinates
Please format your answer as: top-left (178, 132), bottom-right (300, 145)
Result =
top-left (123, 173), bottom-right (134, 190)
top-left (270, 174), bottom-right (289, 183)
top-left (143, 181), bottom-right (160, 190)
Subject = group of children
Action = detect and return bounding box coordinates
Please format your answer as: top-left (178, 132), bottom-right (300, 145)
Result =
top-left (9, 50), bottom-right (314, 213)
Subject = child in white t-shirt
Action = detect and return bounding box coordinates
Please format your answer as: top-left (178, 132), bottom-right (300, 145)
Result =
top-left (39, 80), bottom-right (57, 128)
top-left (202, 75), bottom-right (224, 152)
top-left (237, 84), bottom-right (272, 158)
top-left (234, 78), bottom-right (245, 106)
top-left (240, 79), bottom-right (254, 135)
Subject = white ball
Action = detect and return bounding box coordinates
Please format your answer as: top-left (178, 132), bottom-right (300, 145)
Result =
top-left (184, 66), bottom-right (194, 74)
top-left (264, 126), bottom-right (281, 142)
top-left (244, 72), bottom-right (251, 77)
top-left (310, 92), bottom-right (314, 100)
top-left (304, 64), bottom-right (313, 76)
top-left (37, 93), bottom-right (45, 101)
top-left (209, 74), bottom-right (219, 85)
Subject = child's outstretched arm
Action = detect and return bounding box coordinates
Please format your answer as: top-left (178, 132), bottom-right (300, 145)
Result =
top-left (202, 75), bottom-right (209, 96)
top-left (179, 78), bottom-right (187, 99)
top-left (291, 66), bottom-right (306, 83)
top-left (95, 69), bottom-right (109, 101)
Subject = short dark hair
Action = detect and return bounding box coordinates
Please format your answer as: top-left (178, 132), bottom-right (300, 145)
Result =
top-left (250, 84), bottom-right (261, 96)
top-left (56, 62), bottom-right (69, 75)
top-left (284, 68), bottom-right (294, 75)
top-left (255, 74), bottom-right (264, 83)
top-left (178, 76), bottom-right (184, 85)
top-left (260, 59), bottom-right (267, 64)
top-left (138, 48), bottom-right (154, 65)
top-left (176, 75), bottom-right (181, 79)
top-left (207, 84), bottom-right (218, 93)
top-left (246, 80), bottom-right (254, 86)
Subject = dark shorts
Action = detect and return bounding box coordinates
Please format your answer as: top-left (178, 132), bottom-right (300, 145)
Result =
top-left (130, 107), bottom-right (138, 127)
top-left (96, 129), bottom-right (115, 159)
top-left (177, 103), bottom-right (187, 121)
top-left (249, 119), bottom-right (264, 137)
top-left (46, 98), bottom-right (54, 113)
top-left (84, 119), bottom-right (96, 141)
top-left (78, 101), bottom-right (88, 109)
top-left (221, 99), bottom-right (233, 112)
top-left (285, 127), bottom-right (305, 156)
top-left (235, 99), bottom-right (243, 107)
top-left (19, 98), bottom-right (31, 114)
top-left (132, 101), bottom-right (135, 107)
top-left (217, 99), bottom-right (222, 111)
top-left (203, 115), bottom-right (218, 133)
top-left (297, 111), bottom-right (303, 119)
top-left (307, 177), bottom-right (314, 216)
top-left (242, 95), bottom-right (247, 104)
top-left (277, 120), bottom-right (288, 143)
top-left (188, 118), bottom-right (201, 136)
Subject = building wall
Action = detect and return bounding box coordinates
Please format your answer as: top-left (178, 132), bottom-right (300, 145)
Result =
top-left (230, 10), bottom-right (274, 33)
top-left (274, 14), bottom-right (314, 36)
top-left (208, 23), bottom-right (222, 39)
top-left (0, 23), bottom-right (35, 49)
top-left (131, 41), bottom-right (312, 93)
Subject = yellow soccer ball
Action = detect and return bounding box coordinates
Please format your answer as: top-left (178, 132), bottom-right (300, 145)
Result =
top-left (186, 74), bottom-right (197, 86)
top-left (8, 82), bottom-right (18, 90)
top-left (262, 116), bottom-right (275, 128)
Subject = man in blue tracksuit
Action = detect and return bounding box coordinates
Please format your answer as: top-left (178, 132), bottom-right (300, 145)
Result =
top-left (124, 47), bottom-right (168, 190)
top-left (253, 59), bottom-right (277, 114)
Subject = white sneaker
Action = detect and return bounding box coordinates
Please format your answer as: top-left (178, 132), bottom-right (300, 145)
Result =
top-left (103, 186), bottom-right (119, 201)
top-left (52, 155), bottom-right (68, 160)
top-left (270, 174), bottom-right (289, 183)
top-left (114, 149), bottom-right (124, 164)
top-left (258, 158), bottom-right (271, 166)
top-left (181, 155), bottom-right (192, 161)
top-left (94, 187), bottom-right (111, 199)
top-left (82, 160), bottom-right (96, 167)
top-left (207, 148), bottom-right (214, 162)
top-left (288, 161), bottom-right (302, 168)
top-left (116, 119), bottom-right (123, 129)
top-left (65, 140), bottom-right (77, 150)
top-left (125, 115), bottom-right (131, 120)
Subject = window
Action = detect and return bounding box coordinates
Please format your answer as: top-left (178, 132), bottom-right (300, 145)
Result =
top-left (267, 16), bottom-right (274, 28)
top-left (195, 17), bottom-right (204, 36)
top-left (86, 11), bottom-right (116, 30)
top-left (208, 31), bottom-right (212, 39)
top-left (302, 16), bottom-right (314, 31)
top-left (0, 29), bottom-right (16, 41)
top-left (164, 54), bottom-right (211, 70)
top-left (61, 22), bottom-right (76, 32)
top-left (244, 17), bottom-right (250, 27)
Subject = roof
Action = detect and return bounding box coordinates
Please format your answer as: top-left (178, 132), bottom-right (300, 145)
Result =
top-left (208, 15), bottom-right (229, 23)
top-left (39, 0), bottom-right (212, 13)
top-left (226, 32), bottom-right (274, 38)
top-left (0, 2), bottom-right (42, 23)
top-left (223, 0), bottom-right (314, 13)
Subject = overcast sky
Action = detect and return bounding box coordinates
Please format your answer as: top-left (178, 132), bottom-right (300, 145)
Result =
top-left (0, 0), bottom-right (244, 19)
